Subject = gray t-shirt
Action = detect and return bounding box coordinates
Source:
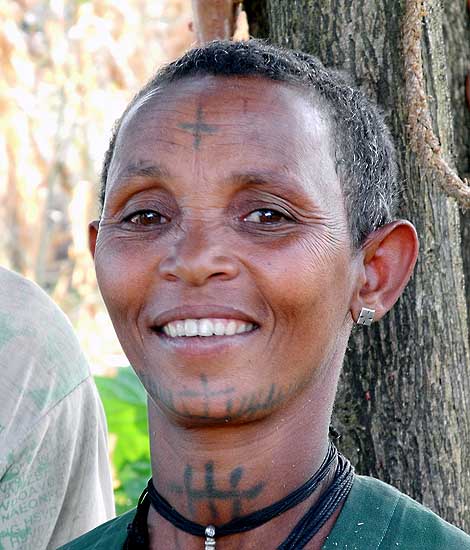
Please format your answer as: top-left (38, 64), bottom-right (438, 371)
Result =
top-left (0, 267), bottom-right (115, 549)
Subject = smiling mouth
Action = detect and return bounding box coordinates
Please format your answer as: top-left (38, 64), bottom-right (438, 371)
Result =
top-left (157, 318), bottom-right (258, 338)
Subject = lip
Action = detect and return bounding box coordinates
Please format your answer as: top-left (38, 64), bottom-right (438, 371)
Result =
top-left (156, 328), bottom-right (259, 359)
top-left (150, 305), bottom-right (259, 329)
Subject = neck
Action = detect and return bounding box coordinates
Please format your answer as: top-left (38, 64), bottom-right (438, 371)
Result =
top-left (147, 380), bottom-right (336, 528)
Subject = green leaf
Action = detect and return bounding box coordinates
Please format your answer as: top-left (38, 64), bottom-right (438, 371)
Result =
top-left (94, 367), bottom-right (151, 514)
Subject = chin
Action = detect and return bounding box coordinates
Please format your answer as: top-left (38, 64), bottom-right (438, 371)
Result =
top-left (141, 369), bottom-right (302, 428)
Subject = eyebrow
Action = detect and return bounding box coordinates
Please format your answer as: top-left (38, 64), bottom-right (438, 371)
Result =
top-left (115, 165), bottom-right (303, 190)
top-left (114, 162), bottom-right (171, 182)
top-left (110, 164), bottom-right (312, 206)
top-left (226, 170), bottom-right (310, 203)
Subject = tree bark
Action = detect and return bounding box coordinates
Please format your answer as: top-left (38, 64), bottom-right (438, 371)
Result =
top-left (191, 1), bottom-right (250, 44)
top-left (192, 0), bottom-right (236, 43)
top-left (442, 2), bottom-right (470, 350)
top-left (247, 0), bottom-right (470, 531)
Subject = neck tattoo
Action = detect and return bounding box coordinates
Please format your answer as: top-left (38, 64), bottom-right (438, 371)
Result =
top-left (125, 441), bottom-right (355, 550)
top-left (169, 461), bottom-right (265, 521)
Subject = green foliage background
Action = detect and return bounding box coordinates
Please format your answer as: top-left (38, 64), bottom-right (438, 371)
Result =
top-left (94, 367), bottom-right (151, 514)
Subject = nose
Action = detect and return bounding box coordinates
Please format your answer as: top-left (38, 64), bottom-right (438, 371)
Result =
top-left (158, 222), bottom-right (240, 286)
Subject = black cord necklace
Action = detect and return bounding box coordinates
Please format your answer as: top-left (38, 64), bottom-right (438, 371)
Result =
top-left (124, 441), bottom-right (354, 549)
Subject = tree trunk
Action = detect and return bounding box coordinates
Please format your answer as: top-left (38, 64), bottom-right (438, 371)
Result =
top-left (191, 0), bottom-right (235, 43)
top-left (442, 2), bottom-right (470, 350)
top-left (247, 0), bottom-right (470, 531)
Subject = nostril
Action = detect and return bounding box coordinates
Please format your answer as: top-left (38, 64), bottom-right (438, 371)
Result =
top-left (159, 254), bottom-right (240, 285)
top-left (211, 271), bottom-right (229, 278)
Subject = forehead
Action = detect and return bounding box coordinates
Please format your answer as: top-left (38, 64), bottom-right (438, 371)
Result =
top-left (107, 75), bottom-right (338, 198)
top-left (123, 73), bottom-right (329, 121)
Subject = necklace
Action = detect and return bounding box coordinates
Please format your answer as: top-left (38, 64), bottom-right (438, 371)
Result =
top-left (124, 442), bottom-right (354, 549)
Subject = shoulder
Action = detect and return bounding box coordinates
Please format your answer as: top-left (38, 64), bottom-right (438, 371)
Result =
top-left (323, 475), bottom-right (470, 549)
top-left (0, 266), bottom-right (60, 316)
top-left (0, 268), bottom-right (92, 453)
top-left (0, 267), bottom-right (90, 385)
top-left (58, 509), bottom-right (136, 549)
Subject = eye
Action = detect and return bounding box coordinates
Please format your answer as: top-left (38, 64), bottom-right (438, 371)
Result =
top-left (243, 208), bottom-right (292, 224)
top-left (124, 210), bottom-right (169, 226)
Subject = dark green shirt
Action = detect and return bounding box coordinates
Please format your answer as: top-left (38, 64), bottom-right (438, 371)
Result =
top-left (59, 475), bottom-right (470, 549)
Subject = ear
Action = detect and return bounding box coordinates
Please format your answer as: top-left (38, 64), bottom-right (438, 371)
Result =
top-left (88, 220), bottom-right (100, 259)
top-left (350, 220), bottom-right (419, 323)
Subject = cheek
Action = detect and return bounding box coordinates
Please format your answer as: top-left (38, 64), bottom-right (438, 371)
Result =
top-left (253, 240), bottom-right (350, 323)
top-left (250, 239), bottom-right (353, 377)
top-left (94, 233), bottom-right (154, 320)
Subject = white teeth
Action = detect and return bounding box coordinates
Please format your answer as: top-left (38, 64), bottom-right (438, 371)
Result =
top-left (184, 319), bottom-right (198, 336)
top-left (161, 318), bottom-right (255, 338)
top-left (225, 320), bottom-right (238, 336)
top-left (176, 321), bottom-right (185, 336)
top-left (214, 321), bottom-right (225, 336)
top-left (198, 319), bottom-right (213, 337)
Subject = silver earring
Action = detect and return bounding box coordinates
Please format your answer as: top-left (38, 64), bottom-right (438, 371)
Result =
top-left (357, 307), bottom-right (375, 326)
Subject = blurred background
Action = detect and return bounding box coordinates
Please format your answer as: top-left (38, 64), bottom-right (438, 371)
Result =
top-left (1, 0), bottom-right (193, 512)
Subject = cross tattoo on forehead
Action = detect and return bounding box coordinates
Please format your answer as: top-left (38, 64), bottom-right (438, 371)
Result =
top-left (178, 106), bottom-right (217, 149)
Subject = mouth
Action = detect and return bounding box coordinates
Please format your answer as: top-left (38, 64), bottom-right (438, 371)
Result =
top-left (158, 318), bottom-right (257, 338)
top-left (151, 306), bottom-right (260, 338)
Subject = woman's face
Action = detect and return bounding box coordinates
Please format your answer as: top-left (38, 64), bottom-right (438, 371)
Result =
top-left (92, 76), bottom-right (362, 424)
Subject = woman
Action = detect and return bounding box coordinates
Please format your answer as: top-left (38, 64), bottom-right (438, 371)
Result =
top-left (61, 40), bottom-right (470, 549)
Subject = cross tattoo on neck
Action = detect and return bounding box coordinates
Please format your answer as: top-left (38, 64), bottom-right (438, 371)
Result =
top-left (178, 106), bottom-right (217, 149)
top-left (170, 462), bottom-right (265, 521)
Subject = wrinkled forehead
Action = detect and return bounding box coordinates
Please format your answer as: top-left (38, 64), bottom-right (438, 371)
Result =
top-left (107, 75), bottom-right (337, 198)
top-left (118, 75), bottom-right (333, 148)
top-left (123, 74), bottom-right (330, 122)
